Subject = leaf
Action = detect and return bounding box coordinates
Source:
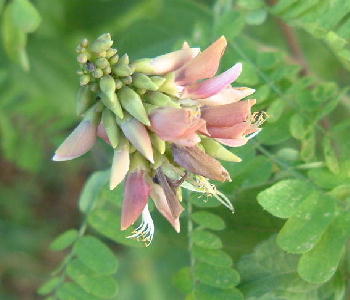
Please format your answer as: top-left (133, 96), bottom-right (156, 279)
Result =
top-left (74, 236), bottom-right (118, 275)
top-left (191, 230), bottom-right (222, 250)
top-left (191, 211), bottom-right (225, 231)
top-left (237, 236), bottom-right (320, 299)
top-left (277, 191), bottom-right (335, 254)
top-left (1, 3), bottom-right (29, 70)
top-left (245, 9), bottom-right (268, 25)
top-left (11, 0), bottom-right (41, 33)
top-left (308, 168), bottom-right (350, 189)
top-left (66, 259), bottom-right (118, 298)
top-left (194, 284), bottom-right (244, 300)
top-left (88, 208), bottom-right (141, 247)
top-left (194, 262), bottom-right (240, 289)
top-left (323, 136), bottom-right (340, 174)
top-left (37, 277), bottom-right (60, 295)
top-left (192, 246), bottom-right (233, 268)
top-left (49, 229), bottom-right (78, 251)
top-left (297, 212), bottom-right (350, 284)
top-left (257, 113), bottom-right (291, 145)
top-left (257, 179), bottom-right (314, 218)
top-left (79, 170), bottom-right (109, 213)
top-left (56, 282), bottom-right (100, 300)
top-left (289, 114), bottom-right (307, 140)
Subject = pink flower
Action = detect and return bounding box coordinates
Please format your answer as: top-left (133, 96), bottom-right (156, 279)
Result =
top-left (201, 99), bottom-right (259, 147)
top-left (121, 170), bottom-right (150, 230)
top-left (149, 107), bottom-right (207, 147)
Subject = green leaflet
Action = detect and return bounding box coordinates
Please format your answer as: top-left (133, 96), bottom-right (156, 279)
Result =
top-left (191, 211), bottom-right (225, 231)
top-left (56, 282), bottom-right (100, 300)
top-left (191, 230), bottom-right (222, 250)
top-left (38, 277), bottom-right (61, 296)
top-left (298, 212), bottom-right (350, 284)
top-left (50, 229), bottom-right (79, 251)
top-left (66, 259), bottom-right (118, 298)
top-left (11, 0), bottom-right (41, 33)
top-left (192, 246), bottom-right (233, 267)
top-left (74, 236), bottom-right (118, 276)
top-left (277, 191), bottom-right (335, 254)
top-left (257, 179), bottom-right (314, 219)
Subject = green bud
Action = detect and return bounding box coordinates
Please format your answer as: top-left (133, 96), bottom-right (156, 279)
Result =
top-left (112, 63), bottom-right (133, 77)
top-left (131, 58), bottom-right (154, 74)
top-left (95, 57), bottom-right (109, 69)
top-left (144, 91), bottom-right (180, 108)
top-left (150, 132), bottom-right (166, 154)
top-left (150, 76), bottom-right (166, 88)
top-left (77, 70), bottom-right (84, 75)
top-left (103, 65), bottom-right (112, 75)
top-left (80, 74), bottom-right (90, 86)
top-left (99, 51), bottom-right (107, 57)
top-left (144, 103), bottom-right (158, 115)
top-left (121, 76), bottom-right (132, 85)
top-left (106, 48), bottom-right (117, 58)
top-left (136, 88), bottom-right (146, 95)
top-left (119, 54), bottom-right (129, 65)
top-left (118, 86), bottom-right (150, 126)
top-left (132, 73), bottom-right (158, 91)
top-left (80, 38), bottom-right (89, 48)
top-left (90, 33), bottom-right (113, 53)
top-left (158, 72), bottom-right (178, 96)
top-left (102, 108), bottom-right (121, 148)
top-left (100, 92), bottom-right (124, 119)
top-left (109, 54), bottom-right (119, 65)
top-left (100, 75), bottom-right (116, 95)
top-left (93, 68), bottom-right (104, 78)
top-left (89, 83), bottom-right (98, 92)
top-left (76, 86), bottom-right (96, 116)
top-left (201, 138), bottom-right (241, 162)
top-left (77, 53), bottom-right (88, 64)
top-left (115, 79), bottom-right (123, 89)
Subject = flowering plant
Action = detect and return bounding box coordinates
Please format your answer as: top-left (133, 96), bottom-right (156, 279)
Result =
top-left (53, 33), bottom-right (266, 245)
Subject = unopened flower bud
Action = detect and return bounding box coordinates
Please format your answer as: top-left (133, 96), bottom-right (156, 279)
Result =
top-left (158, 72), bottom-right (180, 97)
top-left (80, 74), bottom-right (90, 86)
top-left (115, 79), bottom-right (123, 89)
top-left (201, 138), bottom-right (241, 162)
top-left (76, 86), bottom-right (95, 116)
top-left (109, 54), bottom-right (119, 65)
top-left (150, 132), bottom-right (165, 154)
top-left (80, 38), bottom-right (89, 48)
top-left (131, 58), bottom-right (153, 74)
top-left (110, 138), bottom-right (130, 190)
top-left (112, 63), bottom-right (133, 77)
top-left (106, 48), bottom-right (117, 58)
top-left (90, 33), bottom-right (113, 53)
top-left (99, 51), bottom-right (107, 57)
top-left (150, 76), bottom-right (166, 88)
top-left (77, 53), bottom-right (88, 64)
top-left (136, 88), bottom-right (147, 95)
top-left (89, 83), bottom-right (98, 92)
top-left (103, 65), bottom-right (112, 75)
top-left (119, 53), bottom-right (129, 65)
top-left (100, 75), bottom-right (116, 95)
top-left (118, 86), bottom-right (150, 126)
top-left (95, 57), bottom-right (109, 69)
top-left (100, 92), bottom-right (124, 119)
top-left (93, 68), bottom-right (104, 78)
top-left (144, 91), bottom-right (180, 108)
top-left (102, 108), bottom-right (121, 148)
top-left (121, 76), bottom-right (132, 85)
top-left (132, 73), bottom-right (158, 91)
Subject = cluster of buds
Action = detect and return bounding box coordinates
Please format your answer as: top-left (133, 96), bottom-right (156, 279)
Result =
top-left (53, 33), bottom-right (266, 246)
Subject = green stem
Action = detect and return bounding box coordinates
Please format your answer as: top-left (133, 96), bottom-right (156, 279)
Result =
top-left (185, 190), bottom-right (195, 289)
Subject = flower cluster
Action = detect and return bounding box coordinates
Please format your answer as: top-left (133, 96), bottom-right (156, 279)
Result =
top-left (53, 33), bottom-right (266, 246)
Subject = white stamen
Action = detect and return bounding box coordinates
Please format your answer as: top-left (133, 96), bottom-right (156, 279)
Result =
top-left (126, 204), bottom-right (154, 247)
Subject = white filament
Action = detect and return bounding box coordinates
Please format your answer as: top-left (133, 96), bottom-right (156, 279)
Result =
top-left (126, 204), bottom-right (154, 247)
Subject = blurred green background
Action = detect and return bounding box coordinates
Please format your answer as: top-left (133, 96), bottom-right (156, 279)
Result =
top-left (1, 0), bottom-right (350, 299)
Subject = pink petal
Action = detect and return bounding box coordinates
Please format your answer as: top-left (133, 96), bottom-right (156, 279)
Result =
top-left (97, 123), bottom-right (110, 144)
top-left (175, 36), bottom-right (227, 85)
top-left (207, 122), bottom-right (251, 139)
top-left (197, 87), bottom-right (255, 106)
top-left (216, 138), bottom-right (248, 147)
top-left (150, 182), bottom-right (182, 233)
top-left (109, 142), bottom-right (130, 190)
top-left (201, 99), bottom-right (256, 127)
top-left (182, 63), bottom-right (242, 99)
top-left (52, 120), bottom-right (96, 161)
top-left (120, 118), bottom-right (154, 163)
top-left (121, 171), bottom-right (150, 230)
top-left (174, 134), bottom-right (201, 147)
top-left (149, 107), bottom-right (204, 146)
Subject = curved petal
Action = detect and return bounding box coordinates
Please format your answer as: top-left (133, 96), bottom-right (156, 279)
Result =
top-left (207, 122), bottom-right (251, 139)
top-left (182, 63), bottom-right (242, 99)
top-left (216, 137), bottom-right (248, 147)
top-left (121, 171), bottom-right (150, 230)
top-left (52, 120), bottom-right (97, 161)
top-left (175, 36), bottom-right (227, 85)
top-left (97, 123), bottom-right (110, 144)
top-left (201, 99), bottom-right (256, 127)
top-left (197, 87), bottom-right (255, 106)
top-left (110, 141), bottom-right (130, 190)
